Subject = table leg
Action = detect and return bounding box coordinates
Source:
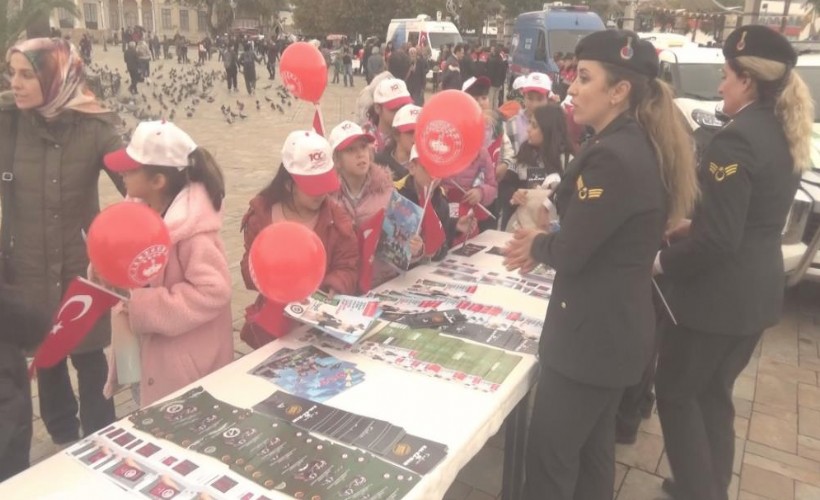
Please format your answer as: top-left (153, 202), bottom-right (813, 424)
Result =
top-left (502, 389), bottom-right (532, 500)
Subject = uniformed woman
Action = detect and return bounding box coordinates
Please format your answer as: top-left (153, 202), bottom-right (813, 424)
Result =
top-left (654, 26), bottom-right (814, 500)
top-left (503, 30), bottom-right (699, 499)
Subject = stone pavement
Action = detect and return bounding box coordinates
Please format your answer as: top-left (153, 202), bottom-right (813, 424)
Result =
top-left (22, 45), bottom-right (820, 500)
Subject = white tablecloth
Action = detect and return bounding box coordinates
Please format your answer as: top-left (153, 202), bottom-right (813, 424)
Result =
top-left (0, 231), bottom-right (546, 499)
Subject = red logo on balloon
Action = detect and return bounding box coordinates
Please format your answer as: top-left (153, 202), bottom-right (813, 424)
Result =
top-left (128, 244), bottom-right (169, 285)
top-left (280, 70), bottom-right (302, 96)
top-left (419, 120), bottom-right (463, 166)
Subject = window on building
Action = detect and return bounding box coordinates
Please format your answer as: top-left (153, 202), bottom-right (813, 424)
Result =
top-left (162, 8), bottom-right (172, 30)
top-left (58, 7), bottom-right (75, 28)
top-left (109, 0), bottom-right (120, 31)
top-left (83, 3), bottom-right (98, 29)
top-left (198, 10), bottom-right (208, 32)
top-left (179, 9), bottom-right (189, 31)
top-left (142, 2), bottom-right (153, 32)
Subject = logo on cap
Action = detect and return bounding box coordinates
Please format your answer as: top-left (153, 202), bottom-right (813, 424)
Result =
top-left (341, 122), bottom-right (353, 130)
top-left (620, 37), bottom-right (634, 60)
top-left (308, 150), bottom-right (326, 165)
top-left (736, 31), bottom-right (747, 51)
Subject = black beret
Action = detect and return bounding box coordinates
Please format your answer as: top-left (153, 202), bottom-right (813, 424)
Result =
top-left (723, 25), bottom-right (797, 67)
top-left (575, 30), bottom-right (658, 79)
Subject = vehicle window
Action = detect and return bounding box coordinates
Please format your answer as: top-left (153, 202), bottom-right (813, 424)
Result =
top-left (794, 66), bottom-right (820, 122)
top-left (547, 30), bottom-right (599, 56)
top-left (408, 32), bottom-right (420, 46)
top-left (428, 32), bottom-right (463, 49)
top-left (524, 37), bottom-right (533, 50)
top-left (676, 63), bottom-right (723, 100)
top-left (536, 30), bottom-right (547, 61)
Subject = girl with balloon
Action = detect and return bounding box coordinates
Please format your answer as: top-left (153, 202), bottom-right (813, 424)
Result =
top-left (98, 120), bottom-right (234, 407)
top-left (239, 131), bottom-right (359, 349)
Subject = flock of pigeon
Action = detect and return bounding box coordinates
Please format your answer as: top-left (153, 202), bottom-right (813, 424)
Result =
top-left (85, 61), bottom-right (295, 143)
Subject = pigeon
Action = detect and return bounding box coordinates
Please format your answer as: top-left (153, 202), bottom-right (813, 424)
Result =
top-left (255, 100), bottom-right (261, 111)
top-left (239, 112), bottom-right (248, 119)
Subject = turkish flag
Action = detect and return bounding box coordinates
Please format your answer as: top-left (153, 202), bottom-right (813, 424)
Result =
top-left (445, 186), bottom-right (488, 245)
top-left (312, 107), bottom-right (324, 137)
top-left (418, 192), bottom-right (446, 257)
top-left (357, 209), bottom-right (385, 293)
top-left (30, 277), bottom-right (122, 375)
top-left (487, 134), bottom-right (503, 165)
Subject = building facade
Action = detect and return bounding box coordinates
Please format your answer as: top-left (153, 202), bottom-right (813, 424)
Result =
top-left (51, 0), bottom-right (214, 40)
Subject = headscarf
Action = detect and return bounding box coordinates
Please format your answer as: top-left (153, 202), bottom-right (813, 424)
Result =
top-left (6, 37), bottom-right (107, 120)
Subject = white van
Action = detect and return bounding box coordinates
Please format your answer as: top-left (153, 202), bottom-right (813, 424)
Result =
top-left (386, 14), bottom-right (462, 63)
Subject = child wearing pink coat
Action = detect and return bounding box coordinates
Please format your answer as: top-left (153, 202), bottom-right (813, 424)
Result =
top-left (100, 121), bottom-right (233, 407)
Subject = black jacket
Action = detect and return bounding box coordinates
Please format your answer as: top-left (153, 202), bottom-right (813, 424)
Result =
top-left (487, 54), bottom-right (507, 87)
top-left (375, 143), bottom-right (409, 180)
top-left (531, 114), bottom-right (667, 388)
top-left (659, 102), bottom-right (798, 336)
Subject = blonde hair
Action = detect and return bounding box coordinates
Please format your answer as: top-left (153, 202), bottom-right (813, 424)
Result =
top-left (604, 64), bottom-right (699, 222)
top-left (732, 56), bottom-right (814, 173)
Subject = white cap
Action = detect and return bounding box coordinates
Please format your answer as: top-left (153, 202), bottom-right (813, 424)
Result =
top-left (522, 72), bottom-right (552, 95)
top-left (373, 78), bottom-right (413, 111)
top-left (512, 75), bottom-right (528, 91)
top-left (281, 130), bottom-right (340, 196)
top-left (329, 121), bottom-right (375, 153)
top-left (104, 120), bottom-right (197, 172)
top-left (392, 104), bottom-right (422, 132)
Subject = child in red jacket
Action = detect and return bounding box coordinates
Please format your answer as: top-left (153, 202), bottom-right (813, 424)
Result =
top-left (240, 131), bottom-right (359, 348)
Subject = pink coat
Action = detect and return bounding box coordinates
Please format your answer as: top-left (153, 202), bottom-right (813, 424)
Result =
top-left (113, 183), bottom-right (234, 407)
top-left (445, 148), bottom-right (498, 205)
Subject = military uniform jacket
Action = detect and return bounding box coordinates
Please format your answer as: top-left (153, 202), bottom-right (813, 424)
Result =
top-left (531, 114), bottom-right (667, 388)
top-left (659, 102), bottom-right (798, 336)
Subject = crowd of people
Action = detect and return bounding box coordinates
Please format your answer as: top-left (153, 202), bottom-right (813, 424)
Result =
top-left (0, 22), bottom-right (815, 500)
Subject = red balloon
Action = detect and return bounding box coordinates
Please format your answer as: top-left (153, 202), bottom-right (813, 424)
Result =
top-left (249, 222), bottom-right (327, 303)
top-left (414, 90), bottom-right (485, 178)
top-left (280, 42), bottom-right (328, 103)
top-left (87, 202), bottom-right (172, 289)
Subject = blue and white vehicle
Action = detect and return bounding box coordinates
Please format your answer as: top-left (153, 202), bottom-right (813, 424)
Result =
top-left (508, 4), bottom-right (605, 85)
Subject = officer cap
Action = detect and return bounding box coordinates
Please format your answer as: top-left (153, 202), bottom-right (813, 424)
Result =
top-left (723, 25), bottom-right (797, 67)
top-left (575, 30), bottom-right (658, 79)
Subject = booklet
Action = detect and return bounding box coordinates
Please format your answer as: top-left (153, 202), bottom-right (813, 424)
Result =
top-left (376, 190), bottom-right (423, 271)
top-left (285, 292), bottom-right (383, 345)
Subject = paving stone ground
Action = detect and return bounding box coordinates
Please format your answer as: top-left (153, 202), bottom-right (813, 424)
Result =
top-left (21, 45), bottom-right (820, 500)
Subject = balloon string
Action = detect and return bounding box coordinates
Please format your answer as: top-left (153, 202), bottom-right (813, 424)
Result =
top-left (416, 182), bottom-right (432, 235)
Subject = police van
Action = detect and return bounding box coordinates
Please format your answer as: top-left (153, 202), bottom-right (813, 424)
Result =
top-left (658, 46), bottom-right (820, 286)
top-left (508, 3), bottom-right (605, 85)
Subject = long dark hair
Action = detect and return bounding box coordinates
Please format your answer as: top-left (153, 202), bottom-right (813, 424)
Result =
top-left (256, 164), bottom-right (294, 211)
top-left (144, 147), bottom-right (225, 210)
top-left (515, 103), bottom-right (571, 176)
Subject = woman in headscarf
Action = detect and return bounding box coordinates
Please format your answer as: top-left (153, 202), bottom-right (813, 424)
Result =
top-left (0, 38), bottom-right (124, 458)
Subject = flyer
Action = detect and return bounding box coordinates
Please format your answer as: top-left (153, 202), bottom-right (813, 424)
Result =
top-left (249, 346), bottom-right (366, 402)
top-left (285, 292), bottom-right (383, 345)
